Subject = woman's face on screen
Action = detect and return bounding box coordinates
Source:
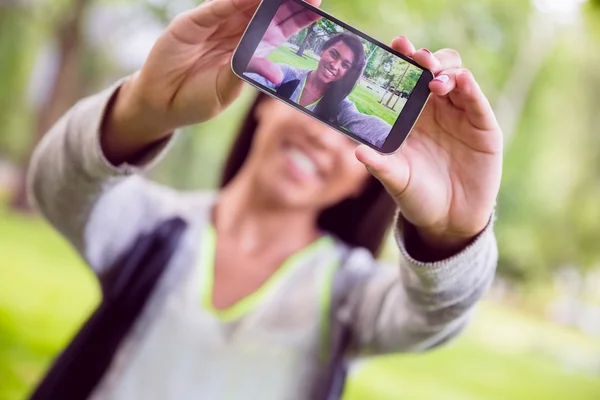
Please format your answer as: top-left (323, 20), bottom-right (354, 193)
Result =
top-left (315, 41), bottom-right (355, 84)
top-left (246, 98), bottom-right (369, 210)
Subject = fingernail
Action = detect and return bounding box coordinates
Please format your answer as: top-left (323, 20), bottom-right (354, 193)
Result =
top-left (422, 48), bottom-right (433, 55)
top-left (433, 74), bottom-right (449, 83)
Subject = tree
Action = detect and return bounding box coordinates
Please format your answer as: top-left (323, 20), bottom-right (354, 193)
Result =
top-left (378, 60), bottom-right (409, 105)
top-left (10, 0), bottom-right (93, 210)
top-left (295, 19), bottom-right (339, 57)
top-left (398, 68), bottom-right (421, 93)
top-left (296, 23), bottom-right (316, 56)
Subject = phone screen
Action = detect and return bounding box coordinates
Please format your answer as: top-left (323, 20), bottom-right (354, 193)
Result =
top-left (241, 0), bottom-right (425, 149)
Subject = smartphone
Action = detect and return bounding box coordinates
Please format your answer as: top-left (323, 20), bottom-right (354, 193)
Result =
top-left (232, 0), bottom-right (433, 154)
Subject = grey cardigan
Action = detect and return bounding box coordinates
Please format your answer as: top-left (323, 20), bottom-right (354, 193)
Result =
top-left (27, 80), bottom-right (498, 399)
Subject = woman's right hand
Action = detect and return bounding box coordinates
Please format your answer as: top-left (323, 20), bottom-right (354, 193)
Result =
top-left (103, 0), bottom-right (320, 164)
top-left (246, 1), bottom-right (322, 84)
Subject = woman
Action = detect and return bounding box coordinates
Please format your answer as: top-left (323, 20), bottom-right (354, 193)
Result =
top-left (246, 32), bottom-right (391, 147)
top-left (28, 0), bottom-right (502, 398)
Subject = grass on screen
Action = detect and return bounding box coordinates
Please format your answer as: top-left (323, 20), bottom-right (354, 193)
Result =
top-left (267, 46), bottom-right (401, 126)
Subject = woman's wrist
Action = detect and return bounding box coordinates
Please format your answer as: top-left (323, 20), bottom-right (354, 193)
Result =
top-left (101, 76), bottom-right (173, 166)
top-left (405, 220), bottom-right (483, 262)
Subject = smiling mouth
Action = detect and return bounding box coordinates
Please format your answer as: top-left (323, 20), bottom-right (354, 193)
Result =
top-left (324, 67), bottom-right (336, 78)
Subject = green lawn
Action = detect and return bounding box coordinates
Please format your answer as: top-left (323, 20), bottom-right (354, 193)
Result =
top-left (267, 46), bottom-right (400, 126)
top-left (348, 81), bottom-right (402, 126)
top-left (267, 45), bottom-right (319, 71)
top-left (1, 203), bottom-right (599, 399)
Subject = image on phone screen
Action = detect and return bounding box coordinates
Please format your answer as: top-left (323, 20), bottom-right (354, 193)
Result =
top-left (241, 0), bottom-right (425, 149)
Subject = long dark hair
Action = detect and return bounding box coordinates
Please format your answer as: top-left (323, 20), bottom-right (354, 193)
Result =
top-left (314, 33), bottom-right (366, 124)
top-left (220, 94), bottom-right (396, 257)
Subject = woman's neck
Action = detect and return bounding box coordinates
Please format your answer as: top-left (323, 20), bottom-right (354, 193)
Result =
top-left (215, 175), bottom-right (321, 254)
top-left (305, 71), bottom-right (327, 96)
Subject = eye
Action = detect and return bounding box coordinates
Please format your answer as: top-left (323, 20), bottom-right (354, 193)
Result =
top-left (342, 62), bottom-right (352, 70)
top-left (329, 50), bottom-right (338, 59)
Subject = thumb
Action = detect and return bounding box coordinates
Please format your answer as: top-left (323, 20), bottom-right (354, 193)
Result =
top-left (246, 58), bottom-right (284, 85)
top-left (355, 144), bottom-right (410, 201)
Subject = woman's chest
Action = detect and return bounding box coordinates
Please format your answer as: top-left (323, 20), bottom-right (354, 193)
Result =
top-left (108, 259), bottom-right (330, 399)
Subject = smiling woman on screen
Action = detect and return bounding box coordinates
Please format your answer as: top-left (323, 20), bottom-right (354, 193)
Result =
top-left (245, 31), bottom-right (393, 148)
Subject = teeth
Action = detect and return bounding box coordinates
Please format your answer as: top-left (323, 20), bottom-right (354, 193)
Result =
top-left (325, 68), bottom-right (335, 77)
top-left (288, 148), bottom-right (318, 177)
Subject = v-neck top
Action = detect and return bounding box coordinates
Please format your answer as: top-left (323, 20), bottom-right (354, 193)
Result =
top-left (297, 73), bottom-right (322, 109)
top-left (105, 221), bottom-right (342, 400)
top-left (200, 224), bottom-right (335, 322)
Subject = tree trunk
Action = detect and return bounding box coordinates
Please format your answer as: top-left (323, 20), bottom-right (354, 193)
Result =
top-left (495, 12), bottom-right (555, 146)
top-left (296, 23), bottom-right (316, 57)
top-left (391, 92), bottom-right (401, 110)
top-left (365, 45), bottom-right (377, 64)
top-left (395, 64), bottom-right (410, 93)
top-left (379, 89), bottom-right (390, 104)
top-left (10, 0), bottom-right (91, 211)
top-left (385, 92), bottom-right (395, 108)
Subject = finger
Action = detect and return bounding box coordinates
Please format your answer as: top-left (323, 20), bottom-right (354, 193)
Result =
top-left (274, 0), bottom-right (321, 24)
top-left (413, 48), bottom-right (462, 75)
top-left (390, 36), bottom-right (416, 58)
top-left (431, 48), bottom-right (462, 73)
top-left (279, 9), bottom-right (322, 37)
top-left (411, 48), bottom-right (441, 72)
top-left (246, 57), bottom-right (284, 85)
top-left (188, 0), bottom-right (261, 27)
top-left (428, 68), bottom-right (462, 96)
top-left (355, 145), bottom-right (410, 201)
top-left (450, 70), bottom-right (498, 130)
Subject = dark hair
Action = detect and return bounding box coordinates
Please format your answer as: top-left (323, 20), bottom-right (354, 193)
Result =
top-left (220, 94), bottom-right (397, 257)
top-left (314, 33), bottom-right (366, 124)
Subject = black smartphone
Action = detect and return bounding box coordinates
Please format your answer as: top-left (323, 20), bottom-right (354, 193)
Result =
top-left (232, 0), bottom-right (433, 154)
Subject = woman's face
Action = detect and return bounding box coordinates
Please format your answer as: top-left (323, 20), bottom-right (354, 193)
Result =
top-left (315, 40), bottom-right (355, 85)
top-left (244, 98), bottom-right (370, 211)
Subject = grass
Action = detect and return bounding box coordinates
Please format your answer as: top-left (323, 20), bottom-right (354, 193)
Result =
top-left (347, 81), bottom-right (402, 126)
top-left (267, 46), bottom-right (401, 126)
top-left (346, 302), bottom-right (600, 400)
top-left (1, 202), bottom-right (599, 399)
top-left (0, 205), bottom-right (99, 399)
top-left (267, 46), bottom-right (319, 71)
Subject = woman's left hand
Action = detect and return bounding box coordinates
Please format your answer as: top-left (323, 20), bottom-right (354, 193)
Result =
top-left (355, 37), bottom-right (502, 255)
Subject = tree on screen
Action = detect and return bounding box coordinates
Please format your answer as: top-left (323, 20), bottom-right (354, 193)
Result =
top-left (294, 19), bottom-right (341, 57)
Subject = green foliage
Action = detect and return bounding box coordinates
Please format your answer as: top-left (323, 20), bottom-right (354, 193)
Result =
top-left (398, 67), bottom-right (421, 93)
top-left (0, 0), bottom-right (598, 284)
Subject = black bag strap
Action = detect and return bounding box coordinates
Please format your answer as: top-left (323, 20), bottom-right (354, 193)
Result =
top-left (29, 217), bottom-right (187, 400)
top-left (313, 247), bottom-right (373, 400)
top-left (276, 79), bottom-right (301, 99)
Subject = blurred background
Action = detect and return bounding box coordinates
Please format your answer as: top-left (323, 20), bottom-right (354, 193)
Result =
top-left (1, 0), bottom-right (600, 398)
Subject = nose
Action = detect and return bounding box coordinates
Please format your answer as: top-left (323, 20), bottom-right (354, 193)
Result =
top-left (330, 59), bottom-right (343, 72)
